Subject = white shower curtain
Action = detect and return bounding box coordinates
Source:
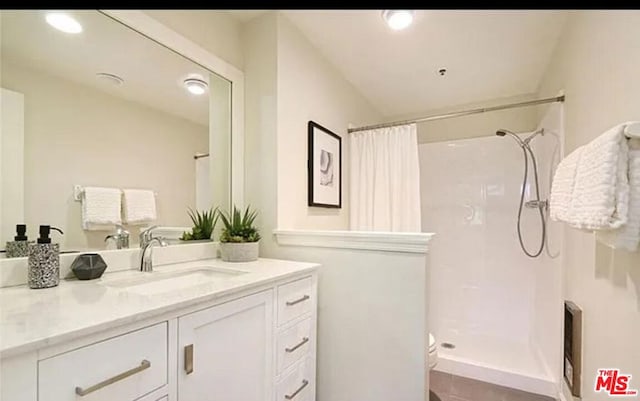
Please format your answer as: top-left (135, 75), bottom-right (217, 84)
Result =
top-left (195, 156), bottom-right (211, 211)
top-left (350, 123), bottom-right (421, 232)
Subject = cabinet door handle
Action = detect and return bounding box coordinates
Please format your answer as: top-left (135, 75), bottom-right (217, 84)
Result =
top-left (184, 344), bottom-right (194, 374)
top-left (285, 337), bottom-right (309, 353)
top-left (285, 379), bottom-right (309, 400)
top-left (286, 295), bottom-right (310, 306)
top-left (75, 359), bottom-right (150, 396)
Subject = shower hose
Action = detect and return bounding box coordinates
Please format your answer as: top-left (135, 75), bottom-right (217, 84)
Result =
top-left (517, 145), bottom-right (546, 258)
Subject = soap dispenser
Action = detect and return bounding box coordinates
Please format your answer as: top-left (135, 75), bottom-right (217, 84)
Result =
top-left (28, 225), bottom-right (64, 289)
top-left (5, 224), bottom-right (31, 258)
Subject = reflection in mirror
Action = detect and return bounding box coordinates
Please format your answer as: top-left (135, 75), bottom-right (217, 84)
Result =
top-left (0, 10), bottom-right (231, 255)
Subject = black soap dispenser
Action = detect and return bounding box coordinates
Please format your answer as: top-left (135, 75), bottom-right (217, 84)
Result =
top-left (28, 225), bottom-right (64, 289)
top-left (5, 224), bottom-right (31, 258)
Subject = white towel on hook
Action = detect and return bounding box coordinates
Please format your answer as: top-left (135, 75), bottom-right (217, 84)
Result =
top-left (81, 187), bottom-right (122, 231)
top-left (122, 189), bottom-right (157, 225)
top-left (566, 123), bottom-right (630, 230)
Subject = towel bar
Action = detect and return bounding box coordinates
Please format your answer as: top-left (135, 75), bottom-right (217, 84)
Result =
top-left (73, 185), bottom-right (158, 201)
top-left (624, 122), bottom-right (640, 138)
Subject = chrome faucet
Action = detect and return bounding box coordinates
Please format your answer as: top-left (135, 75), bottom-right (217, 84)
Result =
top-left (140, 236), bottom-right (167, 272)
top-left (105, 225), bottom-right (130, 249)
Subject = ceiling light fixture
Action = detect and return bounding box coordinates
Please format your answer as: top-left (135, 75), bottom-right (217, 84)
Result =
top-left (96, 72), bottom-right (124, 86)
top-left (45, 13), bottom-right (83, 34)
top-left (183, 78), bottom-right (208, 95)
top-left (381, 10), bottom-right (415, 31)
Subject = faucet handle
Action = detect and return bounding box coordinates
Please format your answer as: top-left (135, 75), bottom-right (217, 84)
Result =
top-left (139, 225), bottom-right (159, 247)
top-left (105, 234), bottom-right (123, 249)
top-left (105, 227), bottom-right (131, 250)
top-left (154, 235), bottom-right (169, 247)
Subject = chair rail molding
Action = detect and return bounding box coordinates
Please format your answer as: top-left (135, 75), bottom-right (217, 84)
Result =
top-left (273, 229), bottom-right (435, 254)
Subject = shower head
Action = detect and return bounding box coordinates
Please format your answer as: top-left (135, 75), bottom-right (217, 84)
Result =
top-left (496, 128), bottom-right (544, 147)
top-left (496, 128), bottom-right (526, 147)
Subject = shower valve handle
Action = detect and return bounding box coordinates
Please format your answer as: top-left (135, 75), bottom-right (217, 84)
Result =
top-left (525, 200), bottom-right (548, 210)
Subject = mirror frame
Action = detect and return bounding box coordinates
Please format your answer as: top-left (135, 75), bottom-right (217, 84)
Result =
top-left (100, 10), bottom-right (245, 209)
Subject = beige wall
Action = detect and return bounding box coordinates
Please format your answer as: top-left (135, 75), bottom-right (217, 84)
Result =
top-left (243, 13), bottom-right (381, 237)
top-left (242, 13), bottom-right (279, 252)
top-left (537, 11), bottom-right (640, 400)
top-left (1, 61), bottom-right (208, 250)
top-left (276, 14), bottom-right (381, 230)
top-left (145, 10), bottom-right (244, 71)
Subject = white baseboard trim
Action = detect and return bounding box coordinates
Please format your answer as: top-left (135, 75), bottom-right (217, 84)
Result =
top-left (273, 229), bottom-right (435, 254)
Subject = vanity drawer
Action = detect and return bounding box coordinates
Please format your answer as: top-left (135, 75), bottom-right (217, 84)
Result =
top-left (277, 277), bottom-right (313, 325)
top-left (276, 358), bottom-right (315, 401)
top-left (277, 318), bottom-right (312, 374)
top-left (38, 322), bottom-right (168, 401)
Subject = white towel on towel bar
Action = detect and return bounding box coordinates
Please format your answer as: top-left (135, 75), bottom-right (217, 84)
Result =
top-left (122, 189), bottom-right (157, 225)
top-left (567, 123), bottom-right (630, 230)
top-left (550, 121), bottom-right (640, 250)
top-left (81, 187), bottom-right (122, 230)
top-left (596, 143), bottom-right (640, 251)
top-left (550, 147), bottom-right (583, 223)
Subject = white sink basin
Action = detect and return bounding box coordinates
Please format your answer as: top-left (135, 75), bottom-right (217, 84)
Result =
top-left (103, 266), bottom-right (247, 295)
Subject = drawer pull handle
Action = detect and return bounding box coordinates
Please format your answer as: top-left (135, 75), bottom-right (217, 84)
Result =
top-left (285, 337), bottom-right (309, 353)
top-left (75, 359), bottom-right (150, 396)
top-left (286, 295), bottom-right (310, 306)
top-left (285, 379), bottom-right (309, 400)
top-left (185, 344), bottom-right (194, 374)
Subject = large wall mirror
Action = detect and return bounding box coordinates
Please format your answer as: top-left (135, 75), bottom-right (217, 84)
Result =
top-left (0, 10), bottom-right (233, 253)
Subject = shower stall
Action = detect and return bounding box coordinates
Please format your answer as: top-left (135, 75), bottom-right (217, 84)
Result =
top-left (418, 103), bottom-right (565, 396)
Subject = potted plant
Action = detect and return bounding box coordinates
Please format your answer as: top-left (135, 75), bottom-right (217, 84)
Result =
top-left (218, 205), bottom-right (261, 262)
top-left (180, 207), bottom-right (219, 242)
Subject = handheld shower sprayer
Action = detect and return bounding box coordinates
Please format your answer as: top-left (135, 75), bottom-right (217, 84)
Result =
top-left (495, 128), bottom-right (547, 258)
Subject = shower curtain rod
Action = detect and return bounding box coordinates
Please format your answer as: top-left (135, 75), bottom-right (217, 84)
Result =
top-left (194, 153), bottom-right (209, 160)
top-left (347, 95), bottom-right (565, 133)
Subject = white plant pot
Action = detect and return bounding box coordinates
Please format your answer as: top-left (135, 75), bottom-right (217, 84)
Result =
top-left (219, 241), bottom-right (259, 262)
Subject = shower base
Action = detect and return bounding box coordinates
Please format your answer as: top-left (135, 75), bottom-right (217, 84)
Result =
top-left (433, 334), bottom-right (557, 397)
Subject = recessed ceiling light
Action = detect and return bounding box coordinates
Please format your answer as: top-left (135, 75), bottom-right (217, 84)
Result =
top-left (381, 10), bottom-right (415, 31)
top-left (96, 72), bottom-right (124, 86)
top-left (45, 13), bottom-right (83, 34)
top-left (183, 78), bottom-right (208, 96)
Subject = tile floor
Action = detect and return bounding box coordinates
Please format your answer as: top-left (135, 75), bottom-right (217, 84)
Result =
top-left (430, 370), bottom-right (555, 401)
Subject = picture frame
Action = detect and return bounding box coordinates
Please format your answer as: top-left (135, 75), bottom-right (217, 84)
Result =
top-left (308, 121), bottom-right (342, 208)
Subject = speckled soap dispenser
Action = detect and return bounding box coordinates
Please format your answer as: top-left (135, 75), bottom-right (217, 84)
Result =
top-left (5, 224), bottom-right (31, 258)
top-left (28, 225), bottom-right (64, 289)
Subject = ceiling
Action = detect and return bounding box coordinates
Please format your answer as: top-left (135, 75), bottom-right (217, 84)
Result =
top-left (225, 10), bottom-right (268, 23)
top-left (1, 10), bottom-right (223, 126)
top-left (282, 10), bottom-right (568, 117)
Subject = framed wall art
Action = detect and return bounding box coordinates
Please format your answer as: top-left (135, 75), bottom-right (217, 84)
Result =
top-left (308, 121), bottom-right (342, 208)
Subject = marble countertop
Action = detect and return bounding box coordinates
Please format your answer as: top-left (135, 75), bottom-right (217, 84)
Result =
top-left (0, 257), bottom-right (318, 357)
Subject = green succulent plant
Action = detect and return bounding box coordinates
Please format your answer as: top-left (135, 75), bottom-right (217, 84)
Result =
top-left (180, 207), bottom-right (219, 241)
top-left (218, 205), bottom-right (261, 243)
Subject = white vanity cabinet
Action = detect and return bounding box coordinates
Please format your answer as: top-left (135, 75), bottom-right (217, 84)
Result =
top-left (177, 290), bottom-right (274, 401)
top-left (0, 268), bottom-right (317, 401)
top-left (274, 277), bottom-right (317, 401)
top-left (38, 322), bottom-right (168, 401)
